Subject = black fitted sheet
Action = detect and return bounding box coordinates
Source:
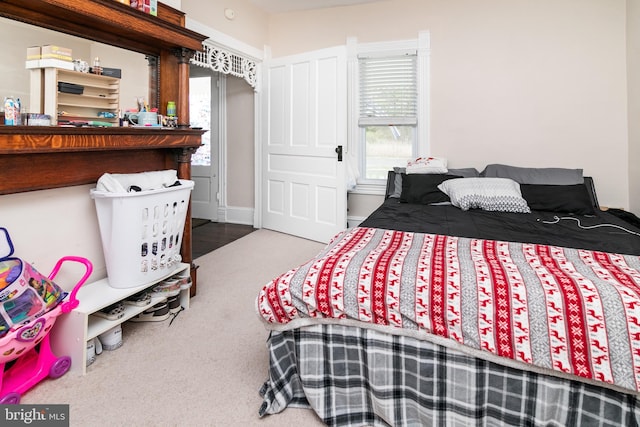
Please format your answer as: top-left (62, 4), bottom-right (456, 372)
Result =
top-left (359, 198), bottom-right (640, 256)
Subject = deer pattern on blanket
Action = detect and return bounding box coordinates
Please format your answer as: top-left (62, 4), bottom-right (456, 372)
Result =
top-left (256, 227), bottom-right (640, 393)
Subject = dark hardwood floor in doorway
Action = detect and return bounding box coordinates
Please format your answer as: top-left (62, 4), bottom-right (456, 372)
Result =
top-left (191, 219), bottom-right (256, 259)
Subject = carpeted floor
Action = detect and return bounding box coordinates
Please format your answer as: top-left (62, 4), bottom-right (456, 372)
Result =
top-left (21, 229), bottom-right (326, 426)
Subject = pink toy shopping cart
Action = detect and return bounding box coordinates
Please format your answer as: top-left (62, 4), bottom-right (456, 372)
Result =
top-left (0, 227), bottom-right (92, 404)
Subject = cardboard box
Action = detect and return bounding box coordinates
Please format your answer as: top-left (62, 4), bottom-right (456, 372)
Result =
top-left (26, 46), bottom-right (41, 60)
top-left (102, 67), bottom-right (122, 78)
top-left (41, 45), bottom-right (72, 62)
top-left (58, 82), bottom-right (84, 95)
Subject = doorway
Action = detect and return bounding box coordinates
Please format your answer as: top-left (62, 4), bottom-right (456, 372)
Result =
top-left (260, 46), bottom-right (347, 243)
top-left (189, 66), bottom-right (220, 221)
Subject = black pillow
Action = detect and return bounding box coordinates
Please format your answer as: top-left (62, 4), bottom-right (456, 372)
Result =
top-left (520, 184), bottom-right (595, 215)
top-left (400, 173), bottom-right (461, 204)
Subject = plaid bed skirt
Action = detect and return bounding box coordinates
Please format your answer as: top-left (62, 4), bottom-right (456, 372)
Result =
top-left (259, 324), bottom-right (640, 427)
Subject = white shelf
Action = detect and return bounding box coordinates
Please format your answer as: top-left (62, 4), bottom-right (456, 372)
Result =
top-left (86, 295), bottom-right (169, 340)
top-left (50, 263), bottom-right (190, 376)
top-left (76, 264), bottom-right (186, 314)
top-left (33, 68), bottom-right (120, 125)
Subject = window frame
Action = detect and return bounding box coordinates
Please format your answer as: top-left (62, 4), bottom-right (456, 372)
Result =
top-left (347, 32), bottom-right (430, 195)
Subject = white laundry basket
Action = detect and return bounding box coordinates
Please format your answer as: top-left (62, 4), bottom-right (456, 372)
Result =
top-left (90, 180), bottom-right (194, 289)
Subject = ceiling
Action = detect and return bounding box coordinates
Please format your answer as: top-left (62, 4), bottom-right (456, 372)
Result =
top-left (249, 0), bottom-right (387, 13)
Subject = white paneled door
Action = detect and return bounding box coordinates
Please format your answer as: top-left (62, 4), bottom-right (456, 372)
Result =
top-left (189, 68), bottom-right (220, 221)
top-left (262, 46), bottom-right (347, 243)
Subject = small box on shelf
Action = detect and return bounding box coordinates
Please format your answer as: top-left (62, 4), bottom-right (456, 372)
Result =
top-left (41, 45), bottom-right (73, 61)
top-left (101, 67), bottom-right (122, 79)
top-left (26, 46), bottom-right (41, 61)
top-left (25, 45), bottom-right (74, 70)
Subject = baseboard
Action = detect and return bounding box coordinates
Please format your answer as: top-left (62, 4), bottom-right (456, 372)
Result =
top-left (217, 206), bottom-right (254, 226)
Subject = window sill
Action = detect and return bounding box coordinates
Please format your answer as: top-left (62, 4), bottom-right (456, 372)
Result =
top-left (349, 183), bottom-right (386, 196)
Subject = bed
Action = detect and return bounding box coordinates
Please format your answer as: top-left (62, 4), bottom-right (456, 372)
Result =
top-left (256, 164), bottom-right (640, 426)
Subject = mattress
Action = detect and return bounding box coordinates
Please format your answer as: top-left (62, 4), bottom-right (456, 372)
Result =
top-left (257, 171), bottom-right (640, 426)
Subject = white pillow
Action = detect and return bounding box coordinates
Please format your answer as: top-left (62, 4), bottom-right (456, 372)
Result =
top-left (437, 178), bottom-right (531, 213)
top-left (406, 157), bottom-right (448, 174)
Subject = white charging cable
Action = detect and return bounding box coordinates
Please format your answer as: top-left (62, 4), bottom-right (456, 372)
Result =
top-left (537, 216), bottom-right (640, 237)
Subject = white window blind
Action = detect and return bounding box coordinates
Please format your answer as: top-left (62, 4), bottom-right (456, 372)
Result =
top-left (358, 54), bottom-right (417, 126)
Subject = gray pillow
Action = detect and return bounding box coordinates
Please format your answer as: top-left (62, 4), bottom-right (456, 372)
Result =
top-left (482, 164), bottom-right (583, 185)
top-left (390, 166), bottom-right (479, 198)
top-left (448, 168), bottom-right (480, 178)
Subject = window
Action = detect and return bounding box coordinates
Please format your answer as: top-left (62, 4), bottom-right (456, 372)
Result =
top-left (359, 54), bottom-right (417, 181)
top-left (349, 33), bottom-right (429, 190)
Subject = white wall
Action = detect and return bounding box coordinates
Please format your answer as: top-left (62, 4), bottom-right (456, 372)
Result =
top-left (226, 76), bottom-right (255, 210)
top-left (265, 0), bottom-right (630, 215)
top-left (628, 0), bottom-right (640, 214)
top-left (2, 186), bottom-right (106, 290)
top-left (181, 0), bottom-right (269, 50)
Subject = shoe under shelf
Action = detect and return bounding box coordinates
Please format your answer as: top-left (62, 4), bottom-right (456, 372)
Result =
top-left (50, 263), bottom-right (191, 376)
top-left (87, 294), bottom-right (170, 340)
top-left (75, 263), bottom-right (188, 315)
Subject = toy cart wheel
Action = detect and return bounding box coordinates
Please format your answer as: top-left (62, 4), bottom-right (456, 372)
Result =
top-left (49, 356), bottom-right (71, 378)
top-left (0, 392), bottom-right (21, 404)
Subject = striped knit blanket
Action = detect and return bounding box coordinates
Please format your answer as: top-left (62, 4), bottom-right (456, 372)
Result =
top-left (257, 227), bottom-right (640, 394)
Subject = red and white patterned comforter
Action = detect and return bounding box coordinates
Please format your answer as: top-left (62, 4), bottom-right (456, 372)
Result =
top-left (257, 227), bottom-right (640, 394)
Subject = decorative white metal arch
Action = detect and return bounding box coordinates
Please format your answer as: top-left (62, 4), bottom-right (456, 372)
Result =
top-left (191, 41), bottom-right (257, 88)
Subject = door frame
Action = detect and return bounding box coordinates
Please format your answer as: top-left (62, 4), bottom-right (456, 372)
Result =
top-left (253, 60), bottom-right (264, 230)
top-left (186, 18), bottom-right (264, 226)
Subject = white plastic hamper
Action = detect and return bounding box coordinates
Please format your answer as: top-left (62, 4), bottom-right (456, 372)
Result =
top-left (90, 180), bottom-right (194, 289)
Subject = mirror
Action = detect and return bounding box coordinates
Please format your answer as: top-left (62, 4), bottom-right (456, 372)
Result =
top-left (1, 17), bottom-right (151, 118)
